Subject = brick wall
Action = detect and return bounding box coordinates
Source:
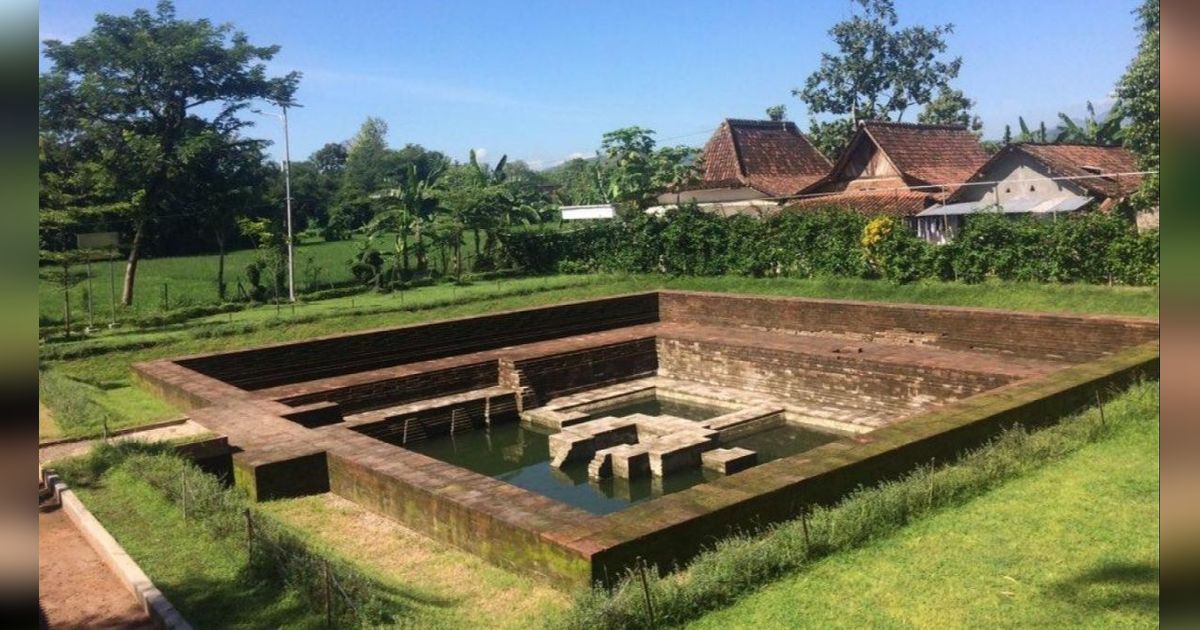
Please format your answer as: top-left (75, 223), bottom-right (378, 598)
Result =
top-left (500, 338), bottom-right (658, 404)
top-left (179, 293), bottom-right (659, 390)
top-left (658, 292), bottom-right (1158, 362)
top-left (279, 362), bottom-right (498, 414)
top-left (657, 337), bottom-right (1012, 415)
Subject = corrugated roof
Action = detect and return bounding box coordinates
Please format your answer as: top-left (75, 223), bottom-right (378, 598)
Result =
top-left (917, 194), bottom-right (1092, 217)
top-left (695, 119), bottom-right (831, 196)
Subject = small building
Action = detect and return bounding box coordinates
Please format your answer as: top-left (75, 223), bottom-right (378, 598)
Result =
top-left (657, 119), bottom-right (831, 213)
top-left (559, 204), bottom-right (615, 221)
top-left (783, 121), bottom-right (989, 226)
top-left (916, 143), bottom-right (1144, 242)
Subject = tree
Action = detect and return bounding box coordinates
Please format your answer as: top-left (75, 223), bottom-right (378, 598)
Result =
top-left (39, 1), bottom-right (299, 306)
top-left (766, 105), bottom-right (787, 121)
top-left (368, 162), bottom-right (445, 278)
top-left (653, 145), bottom-right (702, 205)
top-left (1053, 101), bottom-right (1123, 145)
top-left (332, 117), bottom-right (391, 233)
top-left (795, 0), bottom-right (962, 158)
top-left (1114, 0), bottom-right (1159, 208)
top-left (599, 127), bottom-right (659, 215)
top-left (1003, 124), bottom-right (1012, 145)
top-left (543, 157), bottom-right (606, 206)
top-left (918, 87), bottom-right (983, 133)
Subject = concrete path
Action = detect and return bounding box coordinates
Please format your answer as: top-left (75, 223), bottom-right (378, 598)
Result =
top-left (38, 420), bottom-right (211, 465)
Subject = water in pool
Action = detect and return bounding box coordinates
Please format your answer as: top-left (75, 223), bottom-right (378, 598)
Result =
top-left (400, 420), bottom-right (837, 515)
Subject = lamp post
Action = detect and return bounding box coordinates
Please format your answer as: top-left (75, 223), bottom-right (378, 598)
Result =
top-left (252, 105), bottom-right (298, 302)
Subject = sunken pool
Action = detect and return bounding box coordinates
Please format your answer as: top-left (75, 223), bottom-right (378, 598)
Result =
top-left (400, 419), bottom-right (837, 515)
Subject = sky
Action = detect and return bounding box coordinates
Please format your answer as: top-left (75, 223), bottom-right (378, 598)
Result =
top-left (39, 0), bottom-right (1144, 168)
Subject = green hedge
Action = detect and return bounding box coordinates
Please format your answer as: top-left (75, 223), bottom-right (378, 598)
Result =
top-left (505, 205), bottom-right (1158, 286)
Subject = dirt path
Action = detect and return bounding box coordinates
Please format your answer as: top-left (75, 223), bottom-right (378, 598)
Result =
top-left (39, 419), bottom-right (210, 465)
top-left (39, 507), bottom-right (154, 630)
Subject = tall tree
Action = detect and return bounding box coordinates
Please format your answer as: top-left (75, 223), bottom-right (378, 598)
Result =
top-left (765, 105), bottom-right (787, 121)
top-left (918, 87), bottom-right (983, 133)
top-left (1114, 0), bottom-right (1159, 208)
top-left (39, 1), bottom-right (298, 305)
top-left (332, 117), bottom-right (391, 232)
top-left (794, 0), bottom-right (961, 158)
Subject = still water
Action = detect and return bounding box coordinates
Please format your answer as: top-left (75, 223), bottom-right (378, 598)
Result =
top-left (403, 419), bottom-right (837, 515)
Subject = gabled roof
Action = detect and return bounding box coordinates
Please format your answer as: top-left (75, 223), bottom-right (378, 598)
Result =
top-left (947, 143), bottom-right (1144, 203)
top-left (801, 121), bottom-right (989, 194)
top-left (696, 119), bottom-right (831, 196)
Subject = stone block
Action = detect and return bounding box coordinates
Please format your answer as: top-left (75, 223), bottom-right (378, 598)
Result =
top-left (648, 434), bottom-right (714, 476)
top-left (702, 447), bottom-right (759, 475)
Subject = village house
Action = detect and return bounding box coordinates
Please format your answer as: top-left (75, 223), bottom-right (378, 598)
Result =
top-left (782, 121), bottom-right (989, 226)
top-left (915, 143), bottom-right (1147, 242)
top-left (654, 118), bottom-right (831, 215)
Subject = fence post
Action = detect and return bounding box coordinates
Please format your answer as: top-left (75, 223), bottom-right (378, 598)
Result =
top-left (801, 507), bottom-right (810, 552)
top-left (162, 283), bottom-right (169, 311)
top-left (637, 558), bottom-right (656, 627)
top-left (1096, 389), bottom-right (1107, 429)
top-left (324, 559), bottom-right (333, 629)
top-left (245, 508), bottom-right (253, 561)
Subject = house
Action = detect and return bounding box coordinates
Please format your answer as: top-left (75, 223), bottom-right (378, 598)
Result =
top-left (655, 118), bottom-right (830, 215)
top-left (915, 143), bottom-right (1145, 242)
top-left (783, 121), bottom-right (989, 226)
top-left (559, 204), bottom-right (615, 221)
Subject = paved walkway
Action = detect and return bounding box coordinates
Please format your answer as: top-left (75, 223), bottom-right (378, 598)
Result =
top-left (39, 507), bottom-right (154, 630)
top-left (38, 420), bottom-right (210, 465)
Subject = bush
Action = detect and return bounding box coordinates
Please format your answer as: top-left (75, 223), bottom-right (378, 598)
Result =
top-left (500, 208), bottom-right (1157, 287)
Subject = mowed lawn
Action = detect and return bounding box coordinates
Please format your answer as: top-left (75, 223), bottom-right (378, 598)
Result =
top-left (689, 384), bottom-right (1159, 630)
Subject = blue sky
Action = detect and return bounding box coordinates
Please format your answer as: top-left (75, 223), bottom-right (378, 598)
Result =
top-left (39, 0), bottom-right (1143, 168)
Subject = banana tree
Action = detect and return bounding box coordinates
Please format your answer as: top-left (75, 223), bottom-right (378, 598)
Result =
top-left (368, 162), bottom-right (444, 280)
top-left (1055, 101), bottom-right (1124, 144)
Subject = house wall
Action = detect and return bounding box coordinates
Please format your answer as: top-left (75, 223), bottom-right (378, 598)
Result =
top-left (831, 140), bottom-right (905, 192)
top-left (957, 152), bottom-right (1087, 204)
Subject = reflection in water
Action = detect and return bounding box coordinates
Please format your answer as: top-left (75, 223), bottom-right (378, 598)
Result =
top-left (399, 418), bottom-right (836, 515)
top-left (583, 396), bottom-right (729, 421)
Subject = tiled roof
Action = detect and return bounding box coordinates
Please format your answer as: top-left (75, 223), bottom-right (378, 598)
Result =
top-left (782, 190), bottom-right (932, 217)
top-left (1009, 143), bottom-right (1143, 199)
top-left (860, 121), bottom-right (989, 188)
top-left (697, 119), bottom-right (831, 196)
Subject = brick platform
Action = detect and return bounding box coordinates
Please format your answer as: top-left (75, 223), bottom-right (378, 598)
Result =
top-left (132, 291), bottom-right (1158, 589)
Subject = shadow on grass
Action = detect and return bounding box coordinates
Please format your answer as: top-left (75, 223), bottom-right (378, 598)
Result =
top-left (1048, 560), bottom-right (1159, 614)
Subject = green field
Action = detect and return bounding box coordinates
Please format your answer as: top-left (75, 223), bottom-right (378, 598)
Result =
top-left (37, 273), bottom-right (1158, 439)
top-left (37, 229), bottom-right (514, 324)
top-left (689, 383), bottom-right (1159, 629)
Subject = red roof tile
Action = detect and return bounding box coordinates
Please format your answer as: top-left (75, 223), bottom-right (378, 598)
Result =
top-left (861, 121), bottom-right (989, 188)
top-left (782, 190), bottom-right (932, 217)
top-left (1009, 143), bottom-right (1143, 198)
top-left (696, 119), bottom-right (831, 196)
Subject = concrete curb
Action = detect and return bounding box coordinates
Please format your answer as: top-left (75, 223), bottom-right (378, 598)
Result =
top-left (42, 471), bottom-right (192, 630)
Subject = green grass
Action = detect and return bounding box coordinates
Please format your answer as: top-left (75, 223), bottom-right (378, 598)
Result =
top-left (39, 228), bottom-right (512, 324)
top-left (560, 381), bottom-right (1159, 629)
top-left (688, 385), bottom-right (1158, 629)
top-left (72, 464), bottom-right (325, 629)
top-left (39, 273), bottom-right (1158, 439)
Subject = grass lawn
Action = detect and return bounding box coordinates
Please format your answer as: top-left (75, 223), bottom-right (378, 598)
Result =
top-left (688, 385), bottom-right (1159, 630)
top-left (72, 465), bottom-right (325, 629)
top-left (261, 494), bottom-right (568, 629)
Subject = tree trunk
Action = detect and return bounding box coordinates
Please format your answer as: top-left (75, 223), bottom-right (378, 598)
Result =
top-left (121, 221), bottom-right (145, 307)
top-left (215, 231), bottom-right (227, 302)
top-left (415, 222), bottom-right (427, 272)
top-left (473, 228), bottom-right (481, 258)
top-left (400, 233), bottom-right (410, 277)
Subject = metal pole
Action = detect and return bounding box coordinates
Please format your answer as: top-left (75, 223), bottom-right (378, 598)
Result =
top-left (282, 105), bottom-right (296, 302)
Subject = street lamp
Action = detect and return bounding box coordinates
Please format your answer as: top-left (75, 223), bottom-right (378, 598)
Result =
top-left (252, 104), bottom-right (301, 302)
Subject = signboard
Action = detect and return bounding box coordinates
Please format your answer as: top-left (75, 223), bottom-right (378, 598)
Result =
top-left (76, 231), bottom-right (120, 250)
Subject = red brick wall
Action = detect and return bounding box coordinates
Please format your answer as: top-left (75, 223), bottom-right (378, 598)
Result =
top-left (658, 292), bottom-right (1158, 362)
top-left (500, 338), bottom-right (658, 404)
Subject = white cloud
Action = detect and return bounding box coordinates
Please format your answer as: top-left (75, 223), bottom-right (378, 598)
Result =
top-left (473, 148), bottom-right (488, 163)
